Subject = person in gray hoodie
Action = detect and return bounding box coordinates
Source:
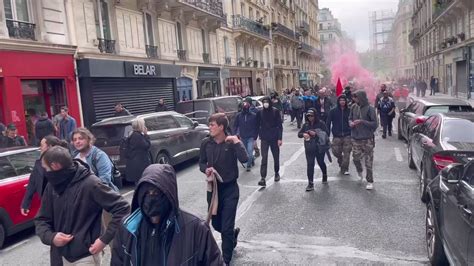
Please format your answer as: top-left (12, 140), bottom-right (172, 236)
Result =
top-left (349, 90), bottom-right (378, 190)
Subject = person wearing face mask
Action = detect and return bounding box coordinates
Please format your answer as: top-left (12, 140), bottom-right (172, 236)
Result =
top-left (35, 146), bottom-right (130, 266)
top-left (234, 102), bottom-right (259, 171)
top-left (112, 164), bottom-right (224, 265)
top-left (256, 96), bottom-right (283, 187)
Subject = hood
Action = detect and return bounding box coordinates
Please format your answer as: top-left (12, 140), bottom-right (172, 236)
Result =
top-left (131, 164), bottom-right (179, 214)
top-left (354, 91), bottom-right (369, 107)
top-left (70, 159), bottom-right (93, 185)
top-left (261, 96), bottom-right (273, 109)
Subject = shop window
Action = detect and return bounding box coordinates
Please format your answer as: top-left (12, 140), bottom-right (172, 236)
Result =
top-left (95, 0), bottom-right (112, 40)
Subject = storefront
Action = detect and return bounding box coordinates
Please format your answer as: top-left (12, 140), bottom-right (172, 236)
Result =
top-left (77, 59), bottom-right (180, 126)
top-left (226, 70), bottom-right (253, 96)
top-left (197, 68), bottom-right (221, 98)
top-left (0, 50), bottom-right (80, 143)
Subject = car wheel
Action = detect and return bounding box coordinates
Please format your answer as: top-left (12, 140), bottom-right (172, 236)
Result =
top-left (408, 144), bottom-right (416, 170)
top-left (156, 153), bottom-right (170, 165)
top-left (397, 119), bottom-right (404, 140)
top-left (426, 202), bottom-right (448, 265)
top-left (0, 223), bottom-right (5, 249)
top-left (420, 166), bottom-right (428, 203)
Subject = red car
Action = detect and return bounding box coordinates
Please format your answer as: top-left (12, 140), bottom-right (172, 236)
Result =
top-left (0, 147), bottom-right (41, 248)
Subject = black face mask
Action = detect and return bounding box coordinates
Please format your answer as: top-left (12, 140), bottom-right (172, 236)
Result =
top-left (44, 166), bottom-right (76, 194)
top-left (139, 184), bottom-right (172, 221)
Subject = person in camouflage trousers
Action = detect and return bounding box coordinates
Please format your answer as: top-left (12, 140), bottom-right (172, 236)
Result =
top-left (326, 95), bottom-right (352, 175)
top-left (349, 91), bottom-right (378, 190)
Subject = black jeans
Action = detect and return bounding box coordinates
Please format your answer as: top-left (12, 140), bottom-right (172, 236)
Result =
top-left (305, 150), bottom-right (327, 183)
top-left (380, 114), bottom-right (393, 136)
top-left (260, 139), bottom-right (280, 178)
top-left (207, 181), bottom-right (239, 264)
top-left (293, 108), bottom-right (303, 128)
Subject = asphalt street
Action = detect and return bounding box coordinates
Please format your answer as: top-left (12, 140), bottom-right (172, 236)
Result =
top-left (0, 114), bottom-right (429, 265)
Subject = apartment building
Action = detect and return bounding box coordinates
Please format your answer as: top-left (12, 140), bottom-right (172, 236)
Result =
top-left (391, 0), bottom-right (414, 78)
top-left (0, 0), bottom-right (80, 140)
top-left (410, 0), bottom-right (474, 98)
top-left (318, 8), bottom-right (342, 56)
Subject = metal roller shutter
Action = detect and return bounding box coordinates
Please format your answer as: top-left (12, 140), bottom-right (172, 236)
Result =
top-left (91, 78), bottom-right (175, 122)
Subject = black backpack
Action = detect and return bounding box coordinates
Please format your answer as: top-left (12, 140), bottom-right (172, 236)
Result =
top-left (91, 150), bottom-right (123, 189)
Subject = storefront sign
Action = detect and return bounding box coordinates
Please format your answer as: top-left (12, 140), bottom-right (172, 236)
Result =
top-left (124, 62), bottom-right (161, 77)
top-left (199, 68), bottom-right (220, 79)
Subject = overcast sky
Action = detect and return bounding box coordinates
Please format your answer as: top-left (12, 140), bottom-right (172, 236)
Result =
top-left (319, 0), bottom-right (400, 52)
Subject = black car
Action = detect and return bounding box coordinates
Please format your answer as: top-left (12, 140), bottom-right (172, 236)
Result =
top-left (398, 98), bottom-right (472, 141)
top-left (90, 111), bottom-right (209, 182)
top-left (176, 96), bottom-right (242, 132)
top-left (408, 112), bottom-right (474, 202)
top-left (425, 162), bottom-right (474, 265)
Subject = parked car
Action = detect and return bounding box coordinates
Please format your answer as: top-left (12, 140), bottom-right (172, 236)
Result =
top-left (176, 96), bottom-right (242, 132)
top-left (425, 162), bottom-right (474, 265)
top-left (0, 147), bottom-right (41, 248)
top-left (250, 96), bottom-right (264, 110)
top-left (408, 112), bottom-right (474, 202)
top-left (398, 97), bottom-right (473, 141)
top-left (90, 111), bottom-right (209, 182)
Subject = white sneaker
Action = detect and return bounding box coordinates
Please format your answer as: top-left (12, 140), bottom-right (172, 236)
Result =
top-left (344, 171), bottom-right (350, 175)
top-left (358, 172), bottom-right (364, 182)
top-left (366, 183), bottom-right (374, 190)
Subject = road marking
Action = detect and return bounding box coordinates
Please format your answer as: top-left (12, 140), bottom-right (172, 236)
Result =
top-left (0, 239), bottom-right (29, 253)
top-left (394, 148), bottom-right (403, 162)
top-left (235, 146), bottom-right (305, 222)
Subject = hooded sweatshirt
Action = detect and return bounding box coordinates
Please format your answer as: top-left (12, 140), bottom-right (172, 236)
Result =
top-left (326, 95), bottom-right (351, 138)
top-left (349, 91), bottom-right (378, 140)
top-left (112, 164), bottom-right (223, 266)
top-left (35, 117), bottom-right (55, 141)
top-left (256, 96), bottom-right (283, 141)
top-left (35, 160), bottom-right (130, 263)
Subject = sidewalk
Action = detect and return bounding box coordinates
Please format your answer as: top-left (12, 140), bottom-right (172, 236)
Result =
top-left (410, 92), bottom-right (474, 106)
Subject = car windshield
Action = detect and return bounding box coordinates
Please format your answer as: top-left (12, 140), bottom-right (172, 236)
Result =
top-left (424, 105), bottom-right (473, 116)
top-left (441, 119), bottom-right (474, 143)
top-left (91, 124), bottom-right (132, 147)
top-left (214, 98), bottom-right (239, 113)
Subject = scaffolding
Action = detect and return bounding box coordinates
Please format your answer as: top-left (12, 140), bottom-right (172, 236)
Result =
top-left (369, 9), bottom-right (395, 51)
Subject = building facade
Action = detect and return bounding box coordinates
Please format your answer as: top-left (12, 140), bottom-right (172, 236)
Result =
top-left (318, 8), bottom-right (342, 56)
top-left (391, 0), bottom-right (415, 78)
top-left (410, 0), bottom-right (474, 98)
top-left (0, 0), bottom-right (81, 141)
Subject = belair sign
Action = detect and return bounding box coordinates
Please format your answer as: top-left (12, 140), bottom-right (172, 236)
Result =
top-left (124, 62), bottom-right (161, 77)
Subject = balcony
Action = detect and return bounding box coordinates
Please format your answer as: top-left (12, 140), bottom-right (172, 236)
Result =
top-left (232, 15), bottom-right (270, 40)
top-left (272, 23), bottom-right (300, 42)
top-left (177, 49), bottom-right (187, 61)
top-left (299, 21), bottom-right (309, 36)
top-left (179, 0), bottom-right (224, 18)
top-left (6, 20), bottom-right (36, 40)
top-left (433, 0), bottom-right (455, 20)
top-left (203, 53), bottom-right (210, 63)
top-left (98, 38), bottom-right (116, 54)
top-left (146, 45), bottom-right (158, 58)
top-left (225, 57), bottom-right (232, 65)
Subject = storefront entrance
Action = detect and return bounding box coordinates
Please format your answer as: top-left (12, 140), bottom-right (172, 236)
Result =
top-left (197, 68), bottom-right (221, 98)
top-left (177, 77), bottom-right (192, 101)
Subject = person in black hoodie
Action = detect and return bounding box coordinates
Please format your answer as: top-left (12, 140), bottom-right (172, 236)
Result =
top-left (256, 96), bottom-right (283, 187)
top-left (326, 95), bottom-right (352, 175)
top-left (112, 164), bottom-right (224, 265)
top-left (199, 113), bottom-right (248, 265)
top-left (125, 118), bottom-right (151, 183)
top-left (35, 146), bottom-right (130, 265)
top-left (298, 108), bottom-right (328, 191)
top-left (35, 112), bottom-right (55, 145)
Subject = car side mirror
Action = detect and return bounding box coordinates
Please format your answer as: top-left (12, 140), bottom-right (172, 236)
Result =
top-left (440, 163), bottom-right (464, 184)
top-left (193, 121), bottom-right (199, 128)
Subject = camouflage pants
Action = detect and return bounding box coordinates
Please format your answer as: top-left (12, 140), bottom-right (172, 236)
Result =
top-left (331, 136), bottom-right (352, 172)
top-left (352, 138), bottom-right (375, 183)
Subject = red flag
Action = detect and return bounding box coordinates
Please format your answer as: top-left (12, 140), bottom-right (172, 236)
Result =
top-left (336, 78), bottom-right (343, 96)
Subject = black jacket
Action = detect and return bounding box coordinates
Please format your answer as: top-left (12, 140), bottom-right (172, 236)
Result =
top-left (114, 109), bottom-right (132, 117)
top-left (125, 131), bottom-right (151, 182)
top-left (21, 159), bottom-right (46, 210)
top-left (155, 104), bottom-right (168, 112)
top-left (35, 118), bottom-right (55, 142)
top-left (35, 160), bottom-right (130, 264)
top-left (326, 96), bottom-right (351, 138)
top-left (256, 96), bottom-right (283, 141)
top-left (112, 164), bottom-right (224, 266)
top-left (199, 137), bottom-right (248, 184)
top-left (298, 118), bottom-right (328, 153)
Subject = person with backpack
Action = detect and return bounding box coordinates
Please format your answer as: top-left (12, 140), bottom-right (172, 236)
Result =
top-left (298, 108), bottom-right (329, 191)
top-left (377, 90), bottom-right (396, 139)
top-left (125, 118), bottom-right (151, 184)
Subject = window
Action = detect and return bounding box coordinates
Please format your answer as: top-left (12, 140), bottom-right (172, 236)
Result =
top-left (0, 157), bottom-right (15, 180)
top-left (256, 11), bottom-right (260, 21)
top-left (329, 33), bottom-right (333, 39)
top-left (146, 116), bottom-right (178, 131)
top-left (4, 0), bottom-right (31, 22)
top-left (240, 3), bottom-right (245, 17)
top-left (8, 150), bottom-right (40, 176)
top-left (95, 0), bottom-right (111, 39)
top-left (176, 22), bottom-right (183, 49)
top-left (442, 119), bottom-right (474, 143)
top-left (249, 7), bottom-right (253, 20)
top-left (224, 37), bottom-right (230, 58)
top-left (144, 13), bottom-right (154, 46)
top-left (424, 105), bottom-right (473, 116)
top-left (201, 29), bottom-right (207, 53)
top-left (174, 115), bottom-right (194, 128)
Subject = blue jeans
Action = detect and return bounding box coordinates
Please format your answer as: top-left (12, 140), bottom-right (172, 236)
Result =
top-left (241, 138), bottom-right (255, 168)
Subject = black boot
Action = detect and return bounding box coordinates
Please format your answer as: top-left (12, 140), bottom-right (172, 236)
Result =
top-left (322, 175), bottom-right (328, 184)
top-left (274, 173), bottom-right (280, 182)
top-left (258, 178), bottom-right (266, 187)
top-left (306, 182), bottom-right (314, 191)
top-left (233, 227), bottom-right (240, 248)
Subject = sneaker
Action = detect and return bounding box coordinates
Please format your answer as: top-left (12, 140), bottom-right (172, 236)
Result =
top-left (305, 183), bottom-right (314, 191)
top-left (344, 171), bottom-right (350, 175)
top-left (274, 173), bottom-right (280, 182)
top-left (258, 178), bottom-right (266, 187)
top-left (366, 183), bottom-right (374, 190)
top-left (358, 172), bottom-right (364, 182)
top-left (233, 227), bottom-right (240, 248)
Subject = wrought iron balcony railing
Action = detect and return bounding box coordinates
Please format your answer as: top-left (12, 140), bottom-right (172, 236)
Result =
top-left (202, 53), bottom-right (210, 63)
top-left (298, 42), bottom-right (323, 58)
top-left (146, 45), bottom-right (158, 58)
top-left (98, 38), bottom-right (116, 54)
top-left (272, 23), bottom-right (300, 41)
top-left (232, 15), bottom-right (270, 39)
top-left (225, 57), bottom-right (232, 65)
top-left (433, 0), bottom-right (454, 20)
top-left (177, 49), bottom-right (187, 61)
top-left (6, 20), bottom-right (36, 40)
top-left (299, 21), bottom-right (309, 35)
top-left (180, 0), bottom-right (224, 18)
